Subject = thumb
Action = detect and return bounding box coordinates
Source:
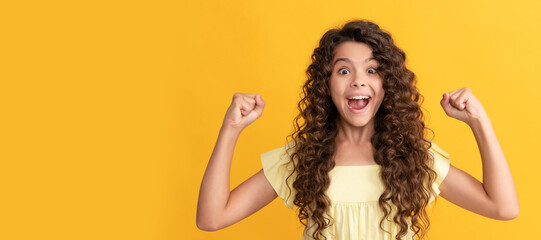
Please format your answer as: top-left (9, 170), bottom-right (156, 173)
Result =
top-left (253, 94), bottom-right (265, 115)
top-left (440, 93), bottom-right (453, 115)
top-left (242, 94), bottom-right (265, 124)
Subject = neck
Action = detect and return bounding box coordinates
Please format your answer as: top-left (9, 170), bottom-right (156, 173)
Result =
top-left (334, 117), bottom-right (375, 144)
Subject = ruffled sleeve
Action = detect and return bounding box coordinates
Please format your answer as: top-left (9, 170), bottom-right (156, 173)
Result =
top-left (260, 141), bottom-right (297, 209)
top-left (428, 141), bottom-right (451, 206)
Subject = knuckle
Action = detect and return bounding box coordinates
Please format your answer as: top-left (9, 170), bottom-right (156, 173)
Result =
top-left (233, 92), bottom-right (246, 98)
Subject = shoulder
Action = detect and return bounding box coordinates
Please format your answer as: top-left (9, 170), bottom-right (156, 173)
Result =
top-left (260, 140), bottom-right (297, 209)
top-left (428, 141), bottom-right (451, 160)
top-left (427, 141), bottom-right (451, 185)
top-left (261, 140), bottom-right (296, 167)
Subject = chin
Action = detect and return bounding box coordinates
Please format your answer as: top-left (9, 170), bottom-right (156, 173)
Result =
top-left (347, 119), bottom-right (370, 128)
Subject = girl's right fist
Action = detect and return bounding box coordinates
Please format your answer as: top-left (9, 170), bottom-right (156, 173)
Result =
top-left (222, 93), bottom-right (265, 131)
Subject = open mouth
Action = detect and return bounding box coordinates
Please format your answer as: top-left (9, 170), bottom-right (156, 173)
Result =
top-left (346, 97), bottom-right (370, 112)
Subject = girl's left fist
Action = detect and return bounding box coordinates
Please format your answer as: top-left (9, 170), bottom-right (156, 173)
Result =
top-left (440, 87), bottom-right (488, 126)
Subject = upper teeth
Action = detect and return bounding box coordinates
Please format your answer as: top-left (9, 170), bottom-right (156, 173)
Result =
top-left (348, 96), bottom-right (369, 99)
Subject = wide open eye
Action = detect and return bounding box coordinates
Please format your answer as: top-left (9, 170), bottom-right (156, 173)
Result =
top-left (338, 68), bottom-right (350, 75)
top-left (367, 67), bottom-right (377, 74)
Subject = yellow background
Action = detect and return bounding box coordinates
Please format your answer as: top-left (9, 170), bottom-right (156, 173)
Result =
top-left (1, 0), bottom-right (539, 239)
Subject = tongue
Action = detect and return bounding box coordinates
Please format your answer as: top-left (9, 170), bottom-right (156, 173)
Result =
top-left (349, 99), bottom-right (368, 110)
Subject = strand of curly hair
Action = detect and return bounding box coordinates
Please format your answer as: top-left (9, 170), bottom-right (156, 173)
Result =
top-left (284, 20), bottom-right (440, 240)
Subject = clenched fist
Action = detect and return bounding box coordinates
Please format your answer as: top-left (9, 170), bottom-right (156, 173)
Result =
top-left (440, 87), bottom-right (488, 126)
top-left (222, 93), bottom-right (265, 131)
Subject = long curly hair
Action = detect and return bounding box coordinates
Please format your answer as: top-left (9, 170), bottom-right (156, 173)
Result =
top-left (284, 20), bottom-right (438, 240)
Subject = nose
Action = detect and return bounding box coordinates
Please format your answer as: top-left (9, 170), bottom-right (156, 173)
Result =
top-left (351, 74), bottom-right (367, 88)
top-left (352, 82), bottom-right (366, 87)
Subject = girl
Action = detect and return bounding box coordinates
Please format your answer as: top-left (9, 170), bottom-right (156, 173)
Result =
top-left (196, 20), bottom-right (519, 240)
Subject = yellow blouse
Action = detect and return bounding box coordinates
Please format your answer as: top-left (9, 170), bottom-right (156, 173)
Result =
top-left (260, 141), bottom-right (451, 240)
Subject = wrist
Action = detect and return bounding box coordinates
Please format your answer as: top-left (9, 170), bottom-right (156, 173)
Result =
top-left (220, 124), bottom-right (243, 137)
top-left (468, 115), bottom-right (492, 131)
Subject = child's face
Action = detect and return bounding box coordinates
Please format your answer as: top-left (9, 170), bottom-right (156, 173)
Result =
top-left (329, 41), bottom-right (385, 129)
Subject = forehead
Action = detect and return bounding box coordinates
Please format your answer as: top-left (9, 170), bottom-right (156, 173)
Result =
top-left (332, 41), bottom-right (374, 62)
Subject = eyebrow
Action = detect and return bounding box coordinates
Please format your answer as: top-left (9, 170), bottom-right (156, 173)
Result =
top-left (333, 57), bottom-right (376, 66)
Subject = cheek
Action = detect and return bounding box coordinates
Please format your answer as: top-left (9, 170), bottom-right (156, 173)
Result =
top-left (329, 78), bottom-right (340, 94)
top-left (330, 90), bottom-right (341, 106)
top-left (374, 84), bottom-right (385, 105)
top-left (329, 83), bottom-right (342, 106)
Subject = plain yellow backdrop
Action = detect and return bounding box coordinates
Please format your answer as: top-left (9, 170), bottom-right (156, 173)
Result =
top-left (1, 0), bottom-right (539, 239)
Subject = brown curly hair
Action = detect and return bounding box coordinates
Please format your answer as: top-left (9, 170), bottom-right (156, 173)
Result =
top-left (284, 19), bottom-right (439, 240)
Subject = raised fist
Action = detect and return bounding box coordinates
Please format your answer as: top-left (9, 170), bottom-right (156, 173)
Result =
top-left (222, 93), bottom-right (265, 131)
top-left (440, 87), bottom-right (488, 126)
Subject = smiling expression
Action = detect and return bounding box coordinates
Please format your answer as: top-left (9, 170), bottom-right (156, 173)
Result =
top-left (329, 41), bottom-right (385, 129)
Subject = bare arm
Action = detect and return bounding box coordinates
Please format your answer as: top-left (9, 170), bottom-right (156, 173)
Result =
top-left (196, 93), bottom-right (278, 231)
top-left (438, 88), bottom-right (519, 220)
